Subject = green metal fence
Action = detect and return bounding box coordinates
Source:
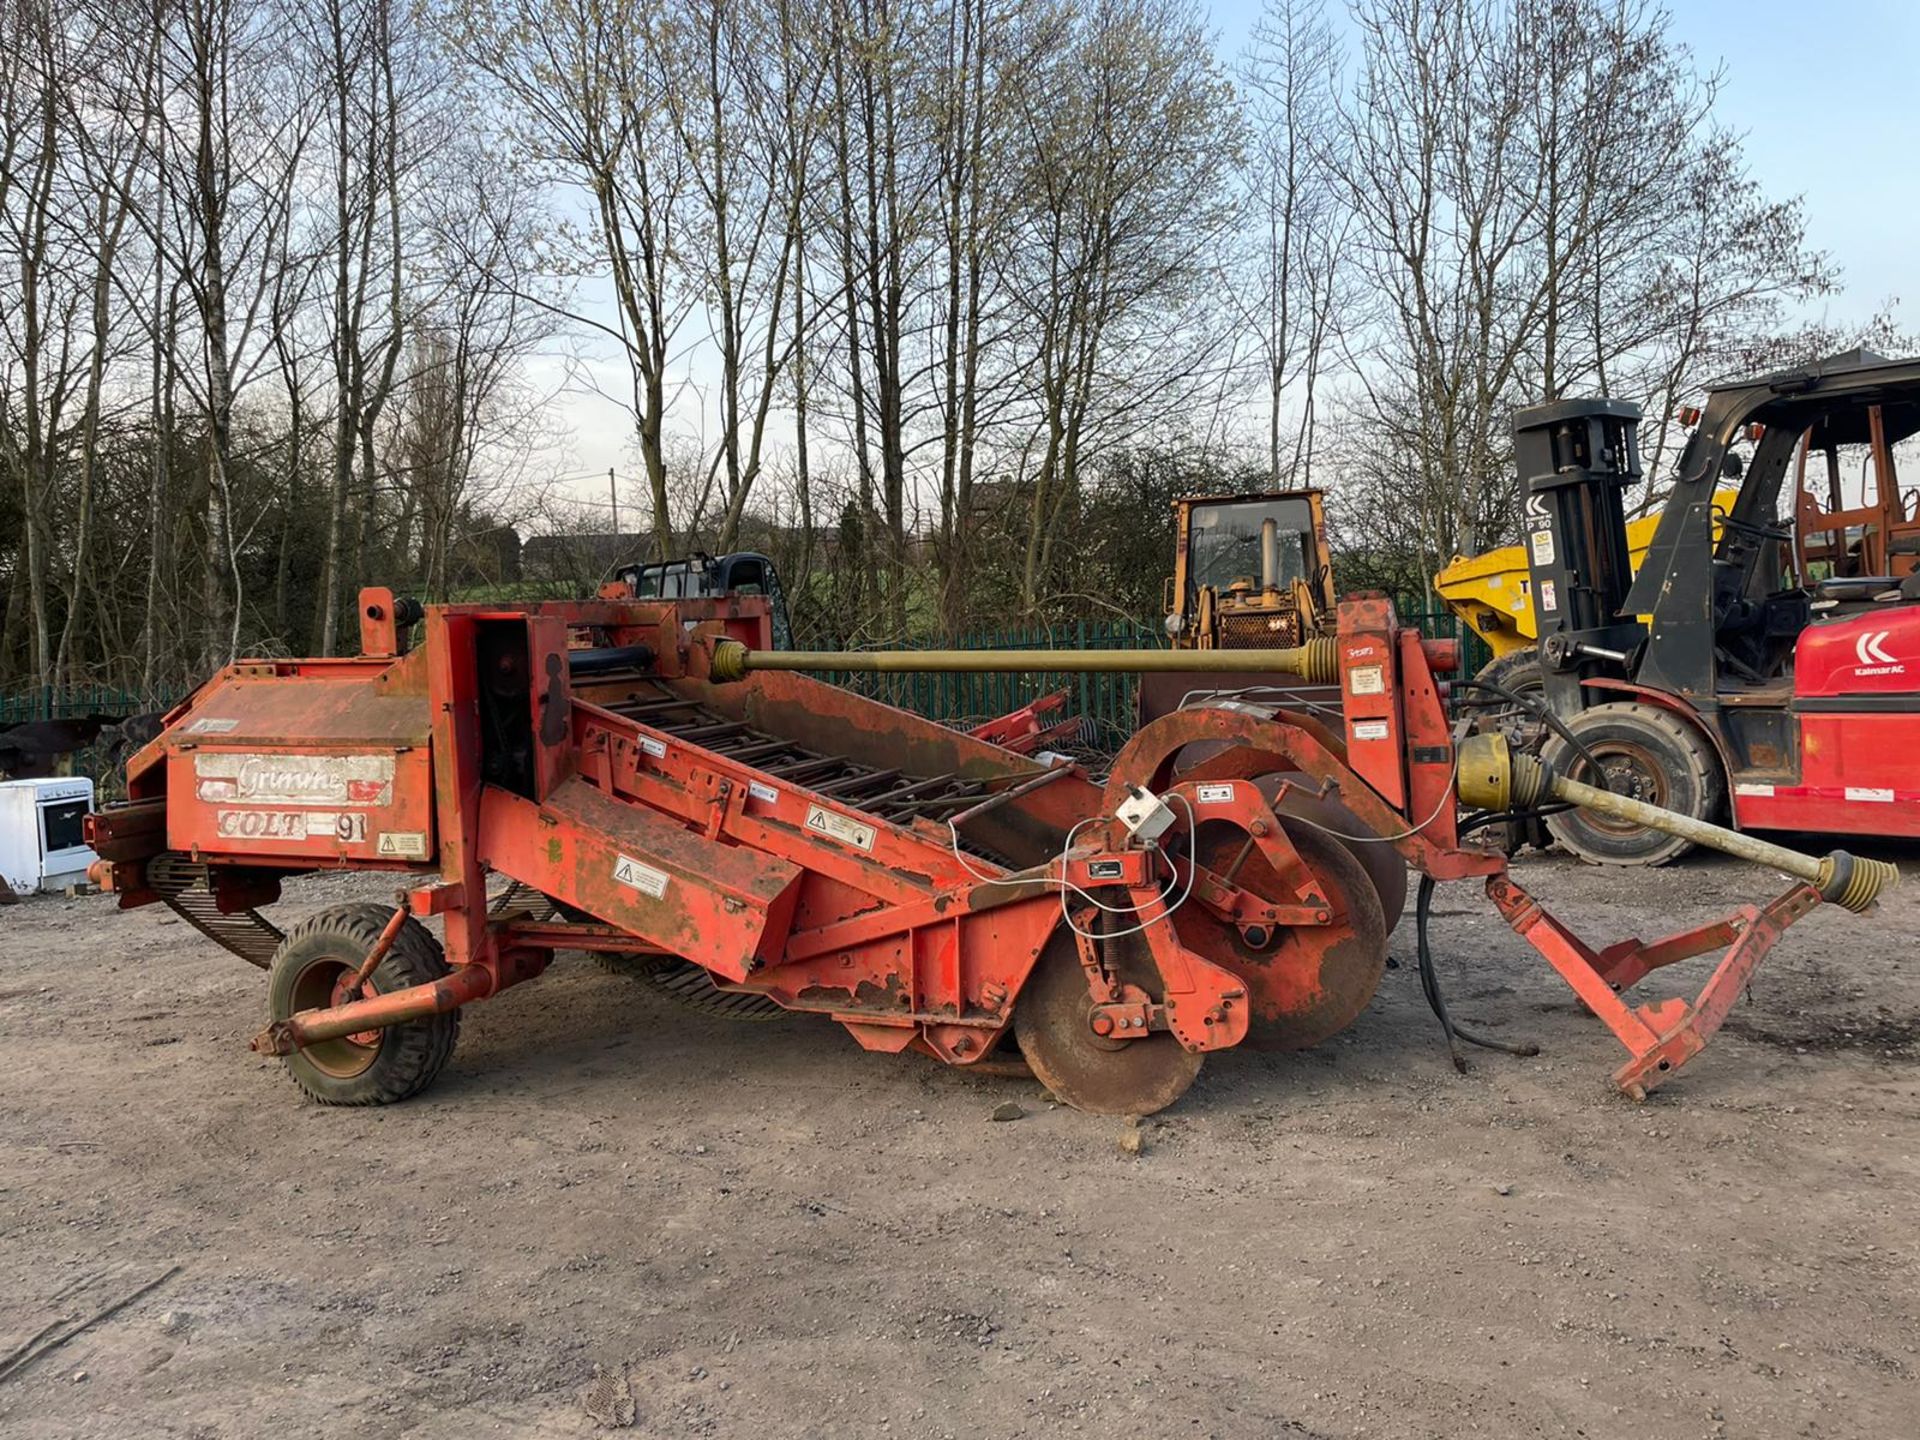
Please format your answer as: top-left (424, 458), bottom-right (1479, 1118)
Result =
top-left (819, 618), bottom-right (1165, 754)
top-left (1395, 597), bottom-right (1496, 679)
top-left (0, 683), bottom-right (182, 727)
top-left (0, 684), bottom-right (184, 799)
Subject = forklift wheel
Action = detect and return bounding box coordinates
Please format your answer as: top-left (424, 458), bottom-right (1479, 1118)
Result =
top-left (1542, 703), bottom-right (1726, 866)
top-left (266, 905), bottom-right (459, 1105)
top-left (1471, 650), bottom-right (1546, 708)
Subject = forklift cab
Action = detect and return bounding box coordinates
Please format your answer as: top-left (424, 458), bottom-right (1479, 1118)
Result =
top-left (1164, 490), bottom-right (1336, 650)
top-left (1623, 350), bottom-right (1920, 701)
top-left (615, 551), bottom-right (794, 650)
top-left (1516, 350), bottom-right (1920, 861)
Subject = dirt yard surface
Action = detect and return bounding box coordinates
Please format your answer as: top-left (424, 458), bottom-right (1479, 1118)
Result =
top-left (1, 851), bottom-right (1915, 1439)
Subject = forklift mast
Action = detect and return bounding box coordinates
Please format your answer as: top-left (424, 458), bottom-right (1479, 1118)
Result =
top-left (1515, 398), bottom-right (1647, 715)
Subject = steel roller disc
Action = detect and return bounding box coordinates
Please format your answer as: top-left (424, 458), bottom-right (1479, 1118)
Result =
top-left (1259, 772), bottom-right (1408, 933)
top-left (1015, 930), bottom-right (1203, 1116)
top-left (1174, 820), bottom-right (1387, 1052)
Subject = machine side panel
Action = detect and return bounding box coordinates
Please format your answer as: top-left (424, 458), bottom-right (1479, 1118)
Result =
top-left (1732, 713), bottom-right (1920, 837)
top-left (166, 745), bottom-right (435, 864)
top-left (154, 654), bottom-right (436, 867)
top-left (477, 778), bottom-right (803, 980)
top-left (1793, 609), bottom-right (1920, 696)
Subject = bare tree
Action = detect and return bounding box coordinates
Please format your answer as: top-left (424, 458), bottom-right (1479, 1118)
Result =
top-left (1236, 0), bottom-right (1346, 487)
top-left (1012, 0), bottom-right (1240, 611)
top-left (444, 0), bottom-right (693, 562)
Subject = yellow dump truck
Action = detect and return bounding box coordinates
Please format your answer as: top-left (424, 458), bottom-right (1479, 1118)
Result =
top-left (1434, 492), bottom-right (1736, 663)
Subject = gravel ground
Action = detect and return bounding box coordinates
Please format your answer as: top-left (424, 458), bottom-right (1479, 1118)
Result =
top-left (0, 849), bottom-right (1915, 1439)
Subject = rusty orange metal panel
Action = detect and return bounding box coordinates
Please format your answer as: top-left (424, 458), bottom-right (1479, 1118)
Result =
top-left (1335, 598), bottom-right (1406, 810)
top-left (166, 743), bottom-right (435, 865)
top-left (527, 614), bottom-right (576, 801)
top-left (477, 779), bottom-right (802, 981)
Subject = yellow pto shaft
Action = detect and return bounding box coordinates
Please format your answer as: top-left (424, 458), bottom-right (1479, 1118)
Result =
top-left (1456, 734), bottom-right (1898, 913)
top-left (707, 636), bottom-right (1342, 685)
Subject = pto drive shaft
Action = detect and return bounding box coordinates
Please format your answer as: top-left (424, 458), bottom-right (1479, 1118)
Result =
top-left (707, 636), bottom-right (1342, 684)
top-left (1456, 734), bottom-right (1897, 912)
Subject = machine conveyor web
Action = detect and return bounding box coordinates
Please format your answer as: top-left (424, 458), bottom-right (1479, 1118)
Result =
top-left (500, 679), bottom-right (1039, 1018)
top-left (592, 683), bottom-right (1018, 858)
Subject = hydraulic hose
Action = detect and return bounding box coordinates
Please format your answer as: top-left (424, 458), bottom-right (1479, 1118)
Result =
top-left (1414, 874), bottom-right (1541, 1070)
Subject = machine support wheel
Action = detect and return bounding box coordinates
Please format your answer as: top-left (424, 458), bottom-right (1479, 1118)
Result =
top-left (1175, 821), bottom-right (1388, 1051)
top-left (1015, 929), bottom-right (1203, 1116)
top-left (1259, 772), bottom-right (1407, 932)
top-left (1542, 702), bottom-right (1726, 867)
top-left (266, 904), bottom-right (459, 1105)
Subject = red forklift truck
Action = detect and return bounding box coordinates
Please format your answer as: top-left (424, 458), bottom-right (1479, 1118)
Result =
top-left (1518, 349), bottom-right (1920, 863)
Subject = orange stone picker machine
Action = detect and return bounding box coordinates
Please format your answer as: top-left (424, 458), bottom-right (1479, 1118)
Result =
top-left (84, 585), bottom-right (1896, 1114)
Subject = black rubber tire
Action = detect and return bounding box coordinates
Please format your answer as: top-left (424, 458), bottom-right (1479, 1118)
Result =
top-left (1472, 648), bottom-right (1545, 701)
top-left (1542, 702), bottom-right (1726, 866)
top-left (266, 904), bottom-right (458, 1105)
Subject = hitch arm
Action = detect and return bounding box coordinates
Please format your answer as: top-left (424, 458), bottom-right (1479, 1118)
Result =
top-left (1486, 873), bottom-right (1823, 1100)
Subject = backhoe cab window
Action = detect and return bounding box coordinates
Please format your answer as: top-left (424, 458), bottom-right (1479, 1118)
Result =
top-left (1190, 498), bottom-right (1315, 591)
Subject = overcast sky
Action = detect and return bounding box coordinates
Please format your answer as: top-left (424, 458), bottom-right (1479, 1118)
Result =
top-left (530, 0), bottom-right (1919, 521)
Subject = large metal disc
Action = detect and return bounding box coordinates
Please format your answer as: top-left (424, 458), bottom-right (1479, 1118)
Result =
top-left (1015, 931), bottom-right (1203, 1116)
top-left (1259, 772), bottom-right (1408, 932)
top-left (1175, 820), bottom-right (1387, 1052)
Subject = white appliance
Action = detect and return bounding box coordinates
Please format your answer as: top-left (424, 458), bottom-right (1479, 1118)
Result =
top-left (0, 776), bottom-right (98, 896)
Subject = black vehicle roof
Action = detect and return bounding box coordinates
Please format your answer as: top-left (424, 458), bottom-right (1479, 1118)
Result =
top-left (1707, 349), bottom-right (1920, 449)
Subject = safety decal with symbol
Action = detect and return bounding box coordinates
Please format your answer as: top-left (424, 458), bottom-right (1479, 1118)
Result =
top-left (613, 853), bottom-right (671, 899)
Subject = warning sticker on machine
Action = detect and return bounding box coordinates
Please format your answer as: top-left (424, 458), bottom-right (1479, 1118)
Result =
top-left (613, 853), bottom-right (671, 898)
top-left (1352, 720), bottom-right (1390, 741)
top-left (1529, 526), bottom-right (1555, 566)
top-left (1538, 579), bottom-right (1558, 613)
top-left (1195, 783), bottom-right (1237, 804)
top-left (194, 752), bottom-right (395, 806)
top-left (806, 804), bottom-right (876, 852)
top-left (377, 831), bottom-right (429, 859)
top-left (1348, 664), bottom-right (1386, 696)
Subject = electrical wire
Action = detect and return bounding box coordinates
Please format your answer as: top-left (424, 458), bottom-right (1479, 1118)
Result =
top-left (1450, 677), bottom-right (1611, 789)
top-left (944, 792), bottom-right (1201, 939)
top-left (1255, 761), bottom-right (1463, 845)
top-left (1175, 683), bottom-right (1344, 718)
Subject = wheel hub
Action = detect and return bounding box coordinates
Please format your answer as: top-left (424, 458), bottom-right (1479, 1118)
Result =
top-left (1580, 742), bottom-right (1668, 834)
top-left (290, 956), bottom-right (383, 1078)
top-left (327, 971), bottom-right (384, 1048)
top-left (1014, 928), bottom-right (1203, 1116)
